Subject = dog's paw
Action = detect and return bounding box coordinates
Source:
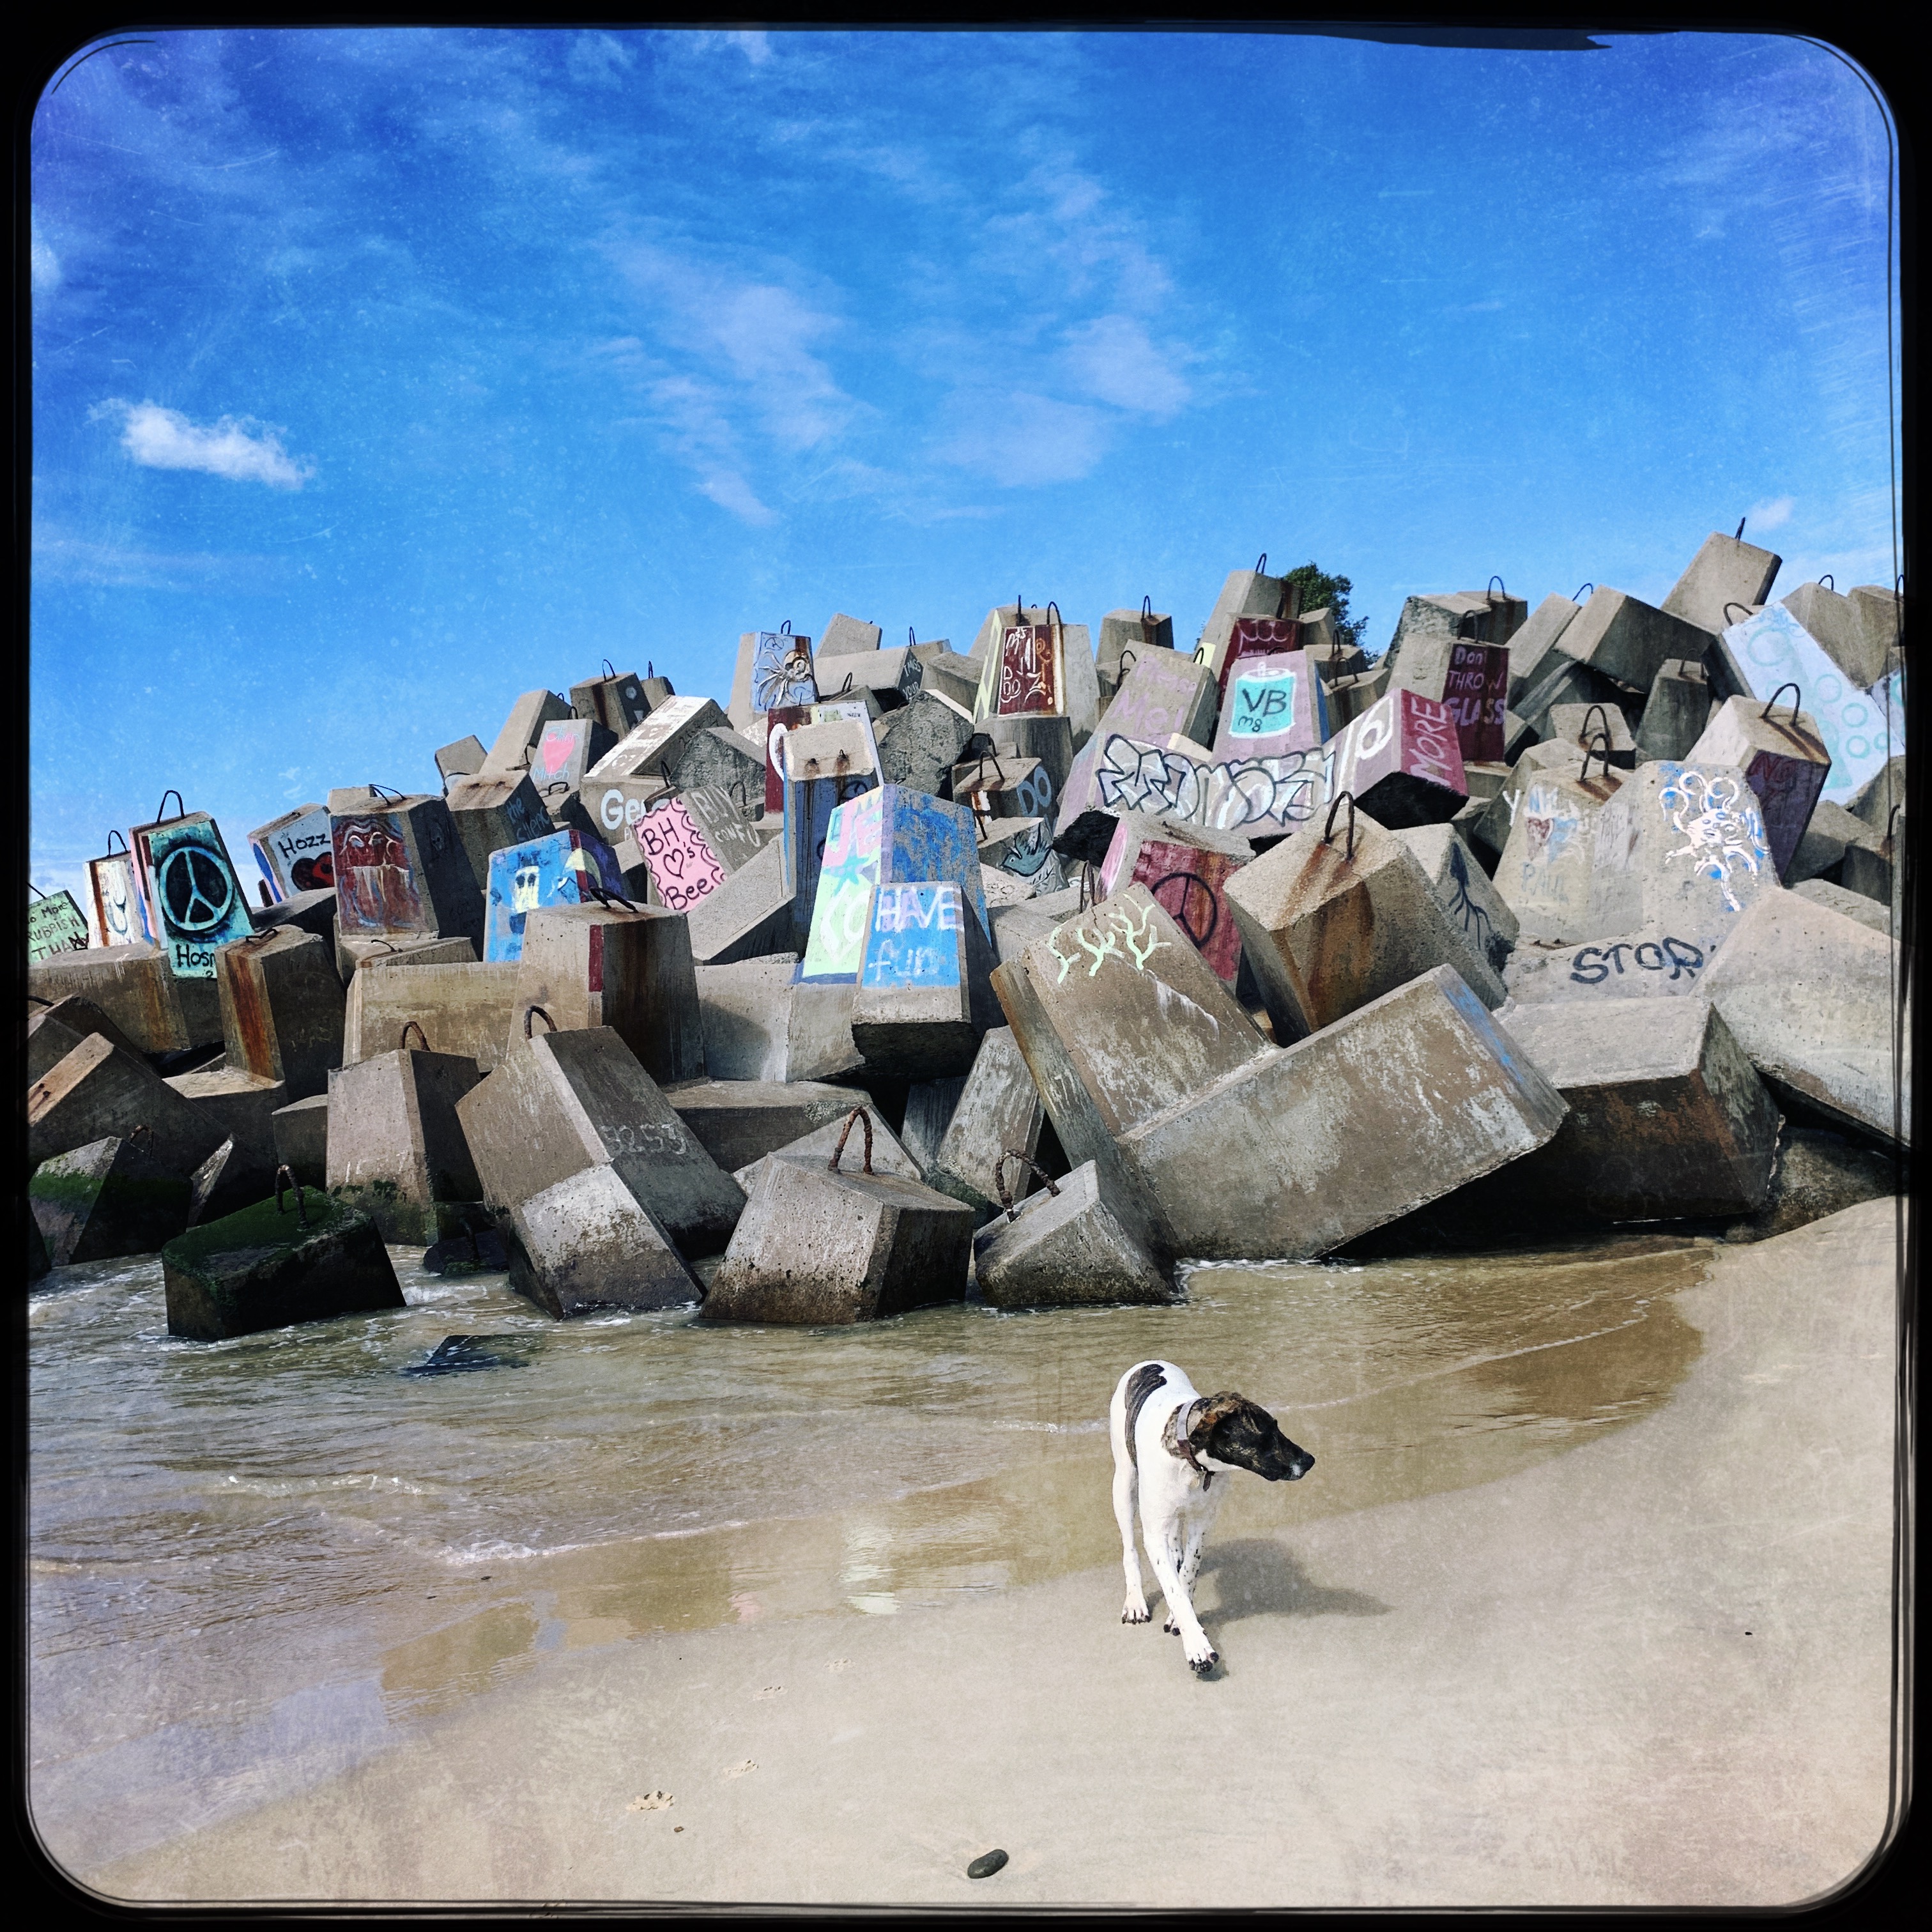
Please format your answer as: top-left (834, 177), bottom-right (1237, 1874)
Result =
top-left (1187, 1646), bottom-right (1218, 1677)
top-left (1163, 1615), bottom-right (1180, 1636)
top-left (1121, 1599), bottom-right (1151, 1625)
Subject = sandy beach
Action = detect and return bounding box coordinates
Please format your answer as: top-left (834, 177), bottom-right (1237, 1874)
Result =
top-left (55, 1195), bottom-right (1901, 1910)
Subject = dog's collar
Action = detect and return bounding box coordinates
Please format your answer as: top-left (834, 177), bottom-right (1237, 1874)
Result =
top-left (1166, 1399), bottom-right (1211, 1484)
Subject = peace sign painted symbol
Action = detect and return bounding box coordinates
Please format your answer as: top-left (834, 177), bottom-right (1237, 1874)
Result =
top-left (160, 843), bottom-right (236, 933)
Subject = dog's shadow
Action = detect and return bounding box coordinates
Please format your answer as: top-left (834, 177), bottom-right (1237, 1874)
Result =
top-left (1195, 1538), bottom-right (1392, 1627)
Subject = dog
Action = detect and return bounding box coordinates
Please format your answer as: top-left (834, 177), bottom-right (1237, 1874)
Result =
top-left (1109, 1360), bottom-right (1314, 1675)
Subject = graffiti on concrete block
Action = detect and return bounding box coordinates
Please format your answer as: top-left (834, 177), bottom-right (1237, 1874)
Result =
top-left (1658, 765), bottom-right (1768, 913)
top-left (752, 629), bottom-right (817, 713)
top-left (141, 816), bottom-right (256, 977)
top-left (862, 882), bottom-right (965, 989)
top-left (635, 797), bottom-right (728, 913)
top-left (27, 890), bottom-right (89, 962)
top-left (1045, 898), bottom-right (1171, 984)
top-left (1568, 937), bottom-right (1705, 985)
top-left (333, 813), bottom-right (425, 935)
top-left (1092, 733), bottom-right (1324, 834)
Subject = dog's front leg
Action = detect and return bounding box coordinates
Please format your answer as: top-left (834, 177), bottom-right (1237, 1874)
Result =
top-left (1113, 1459), bottom-right (1149, 1623)
top-left (1147, 1531), bottom-right (1217, 1676)
top-left (1165, 1523), bottom-right (1208, 1633)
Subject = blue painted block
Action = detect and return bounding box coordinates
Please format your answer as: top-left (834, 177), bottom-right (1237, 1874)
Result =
top-left (861, 882), bottom-right (966, 990)
top-left (483, 829), bottom-right (628, 963)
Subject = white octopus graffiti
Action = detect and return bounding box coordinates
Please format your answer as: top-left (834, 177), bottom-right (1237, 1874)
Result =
top-left (1659, 765), bottom-right (1768, 913)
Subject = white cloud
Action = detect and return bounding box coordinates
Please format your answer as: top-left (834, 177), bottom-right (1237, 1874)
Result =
top-left (30, 216), bottom-right (60, 298)
top-left (1747, 494), bottom-right (1795, 532)
top-left (567, 31), bottom-right (635, 90)
top-left (1059, 315), bottom-right (1190, 419)
top-left (686, 29), bottom-right (771, 67)
top-left (92, 399), bottom-right (312, 489)
top-left (938, 392), bottom-right (1114, 486)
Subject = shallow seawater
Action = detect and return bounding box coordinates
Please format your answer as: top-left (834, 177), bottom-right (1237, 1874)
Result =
top-left (29, 1237), bottom-right (1708, 1866)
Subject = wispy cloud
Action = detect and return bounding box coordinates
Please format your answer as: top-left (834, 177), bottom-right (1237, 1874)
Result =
top-left (32, 526), bottom-right (293, 590)
top-left (1059, 314), bottom-right (1191, 418)
top-left (91, 399), bottom-right (313, 488)
top-left (1746, 494), bottom-right (1795, 532)
top-left (686, 30), bottom-right (772, 68)
top-left (566, 31), bottom-right (636, 89)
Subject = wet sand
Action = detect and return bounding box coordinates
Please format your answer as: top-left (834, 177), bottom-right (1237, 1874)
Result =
top-left (65, 1199), bottom-right (1901, 1906)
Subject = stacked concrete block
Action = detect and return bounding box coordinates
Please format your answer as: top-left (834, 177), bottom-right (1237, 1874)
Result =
top-left (1500, 997), bottom-right (1779, 1218)
top-left (31, 1135), bottom-right (197, 1265)
top-left (1514, 654), bottom-right (1632, 743)
top-left (480, 828), bottom-right (630, 964)
top-left (662, 724), bottom-right (766, 806)
top-left (337, 931), bottom-right (477, 983)
top-left (1791, 878), bottom-right (1892, 935)
top-left (1211, 649), bottom-right (1330, 760)
top-left (730, 1108), bottom-right (924, 1196)
top-left (1116, 965), bottom-right (1567, 1259)
top-left (1848, 755), bottom-right (1907, 835)
top-left (162, 1188), bottom-right (405, 1340)
top-left (1700, 889), bottom-right (1906, 1145)
top-left (919, 1026), bottom-right (1046, 1223)
top-left (1546, 701), bottom-right (1637, 769)
top-left (876, 690), bottom-right (976, 796)
top-left (1634, 659), bottom-right (1713, 763)
top-left (1096, 813), bottom-right (1255, 986)
top-left (508, 902), bottom-right (705, 1088)
top-left (1661, 531), bottom-right (1782, 637)
top-left (848, 879), bottom-right (1002, 1078)
top-left (1389, 822), bottom-right (1520, 978)
top-left (29, 1032), bottom-right (228, 1177)
top-left (1781, 581), bottom-right (1886, 691)
top-left (569, 666), bottom-right (652, 737)
top-left (444, 770), bottom-right (562, 891)
top-left (1386, 636), bottom-right (1510, 765)
top-left (457, 1023), bottom-right (744, 1264)
top-left (909, 643), bottom-right (983, 714)
top-left (1227, 804), bottom-right (1505, 1043)
top-left (528, 716), bottom-right (620, 824)
top-left (1506, 592), bottom-right (1584, 701)
top-left (480, 689), bottom-right (575, 776)
top-left (1502, 928), bottom-right (1716, 1006)
top-left (586, 696), bottom-right (729, 784)
top-left (817, 645), bottom-right (923, 710)
top-left (972, 1159), bottom-right (1174, 1310)
top-left (818, 613), bottom-right (884, 658)
top-left (328, 786), bottom-right (483, 955)
top-left (27, 944), bottom-right (222, 1054)
top-left (272, 1093), bottom-right (330, 1190)
top-left (1097, 602), bottom-right (1174, 702)
top-left (1323, 688), bottom-right (1469, 828)
top-left (1491, 758), bottom-right (1625, 944)
top-left (663, 1078), bottom-right (877, 1173)
top-left (977, 818), bottom-right (1068, 898)
top-left (215, 928), bottom-right (344, 1100)
top-left (700, 1109), bottom-right (976, 1325)
top-left (165, 1066), bottom-right (287, 1173)
top-left (1847, 585), bottom-right (1902, 666)
top-left (325, 1041), bottom-right (484, 1242)
top-left (25, 998), bottom-right (144, 1084)
top-left (343, 960), bottom-right (519, 1071)
top-left (1585, 760), bottom-right (1776, 960)
top-left (435, 736), bottom-right (489, 783)
top-left (1549, 586), bottom-right (1717, 697)
top-left (1689, 695), bottom-right (1831, 880)
top-left (684, 839), bottom-right (796, 967)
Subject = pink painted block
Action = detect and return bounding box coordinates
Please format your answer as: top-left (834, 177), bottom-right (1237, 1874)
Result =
top-left (634, 797), bottom-right (728, 913)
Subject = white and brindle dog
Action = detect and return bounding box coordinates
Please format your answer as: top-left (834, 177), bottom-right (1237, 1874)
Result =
top-left (1110, 1359), bottom-right (1314, 1675)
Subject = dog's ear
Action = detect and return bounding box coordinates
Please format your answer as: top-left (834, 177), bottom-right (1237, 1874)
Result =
top-left (1193, 1393), bottom-right (1248, 1441)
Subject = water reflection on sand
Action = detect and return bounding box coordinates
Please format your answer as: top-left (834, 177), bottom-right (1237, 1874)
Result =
top-left (30, 1236), bottom-right (1706, 1851)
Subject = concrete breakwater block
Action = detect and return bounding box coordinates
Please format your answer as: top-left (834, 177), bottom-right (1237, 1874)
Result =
top-left (875, 689), bottom-right (976, 798)
top-left (435, 735), bottom-right (488, 782)
top-left (684, 838), bottom-right (796, 967)
top-left (345, 960), bottom-right (521, 1072)
top-left (1227, 802), bottom-right (1505, 1043)
top-left (327, 786), bottom-right (482, 954)
top-left (27, 943), bottom-right (222, 1054)
top-left (1505, 592), bottom-right (1584, 701)
top-left (457, 1023), bottom-right (744, 1259)
top-left (216, 928), bottom-right (345, 1101)
top-left (921, 1025), bottom-right (1048, 1224)
top-left (850, 880), bottom-right (1002, 1079)
top-left (731, 1108), bottom-right (923, 1196)
top-left (1719, 1124), bottom-right (1903, 1243)
top-left (1791, 878), bottom-right (1892, 934)
top-left (1586, 760), bottom-right (1775, 961)
top-left (444, 770), bottom-right (556, 896)
top-left (29, 1031), bottom-right (228, 1176)
top-left (480, 687), bottom-right (574, 776)
top-left (161, 1187), bottom-right (404, 1341)
top-left (972, 1158), bottom-right (1174, 1310)
top-left (1700, 889), bottom-right (1907, 1146)
top-left (31, 1135), bottom-right (196, 1265)
top-left (1492, 759), bottom-right (1625, 943)
top-left (337, 931), bottom-right (476, 985)
top-left (1116, 965), bottom-right (1568, 1261)
top-left (1634, 659), bottom-right (1713, 763)
top-left (1545, 701), bottom-right (1637, 767)
top-left (499, 1165), bottom-right (702, 1318)
top-left (1389, 823), bottom-right (1519, 978)
top-left (993, 884), bottom-right (1269, 1209)
top-left (663, 1078), bottom-right (874, 1174)
top-left (1689, 694), bottom-right (1830, 882)
top-left (701, 1110), bottom-right (975, 1325)
top-left (510, 901), bottom-right (706, 1088)
top-left (165, 1066), bottom-right (288, 1171)
top-left (325, 1043), bottom-right (484, 1243)
top-left (584, 695), bottom-right (727, 785)
top-left (1500, 997), bottom-right (1779, 1219)
top-left (272, 1092), bottom-right (330, 1188)
top-left (25, 997), bottom-right (146, 1085)
top-left (1555, 586), bottom-right (1718, 693)
top-left (1660, 529), bottom-right (1782, 638)
top-left (1502, 928), bottom-right (1715, 1004)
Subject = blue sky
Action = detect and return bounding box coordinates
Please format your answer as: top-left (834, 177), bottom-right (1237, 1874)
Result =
top-left (31, 27), bottom-right (1901, 913)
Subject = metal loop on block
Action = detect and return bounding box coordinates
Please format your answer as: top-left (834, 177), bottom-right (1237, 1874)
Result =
top-left (836, 669), bottom-right (855, 696)
top-left (827, 1105), bottom-right (875, 1176)
top-left (1078, 861), bottom-right (1098, 912)
top-left (647, 660), bottom-right (655, 679)
top-left (602, 657), bottom-right (616, 678)
top-left (779, 619), bottom-right (792, 636)
top-left (1723, 601), bottom-right (1755, 626)
top-left (367, 782), bottom-right (405, 803)
top-left (1487, 574), bottom-right (1506, 599)
top-left (28, 882), bottom-right (43, 900)
top-left (1572, 583), bottom-right (1593, 603)
top-left (993, 1149), bottom-right (1062, 1220)
top-left (523, 1004), bottom-right (556, 1039)
top-left (578, 877), bottom-right (639, 912)
top-left (908, 626), bottom-right (917, 648)
top-left (1255, 552), bottom-right (1268, 575)
top-left (1045, 600), bottom-right (1062, 634)
top-left (1761, 682), bottom-right (1802, 723)
top-left (367, 938), bottom-right (398, 956)
top-left (26, 993), bottom-right (53, 1008)
top-left (1580, 731), bottom-right (1614, 783)
top-left (1735, 517), bottom-right (1747, 540)
top-left (106, 828), bottom-right (128, 854)
top-left (1321, 790), bottom-right (1358, 864)
top-left (155, 788), bottom-right (186, 822)
top-left (1887, 802), bottom-right (1903, 844)
top-left (399, 1020), bottom-right (429, 1052)
top-left (274, 1164), bottom-right (310, 1230)
top-left (1141, 594), bottom-right (1154, 624)
top-left (1819, 574), bottom-right (1834, 590)
top-left (541, 779), bottom-right (570, 797)
top-left (1581, 702), bottom-right (1613, 749)
top-left (1119, 647), bottom-right (1138, 677)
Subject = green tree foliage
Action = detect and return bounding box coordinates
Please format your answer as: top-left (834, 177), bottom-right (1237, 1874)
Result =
top-left (1280, 562), bottom-right (1368, 653)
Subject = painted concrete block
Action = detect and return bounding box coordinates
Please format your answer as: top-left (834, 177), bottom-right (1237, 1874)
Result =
top-left (1492, 758), bottom-right (1626, 944)
top-left (1502, 927), bottom-right (1715, 1005)
top-left (29, 943), bottom-right (223, 1053)
top-left (1389, 821), bottom-right (1520, 978)
top-left (481, 829), bottom-right (629, 964)
top-left (445, 771), bottom-right (557, 898)
top-left (1689, 694), bottom-right (1831, 882)
top-left (747, 625), bottom-right (818, 714)
top-left (480, 689), bottom-right (574, 776)
top-left (87, 841), bottom-right (155, 950)
top-left (1097, 817), bottom-right (1252, 985)
top-left (328, 788), bottom-right (482, 953)
top-left (849, 879), bottom-right (999, 1079)
top-left (1211, 649), bottom-right (1328, 760)
top-left (128, 808), bottom-right (256, 980)
top-left (248, 802), bottom-right (333, 905)
top-left (585, 696), bottom-right (729, 784)
top-left (1116, 965), bottom-right (1568, 1260)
